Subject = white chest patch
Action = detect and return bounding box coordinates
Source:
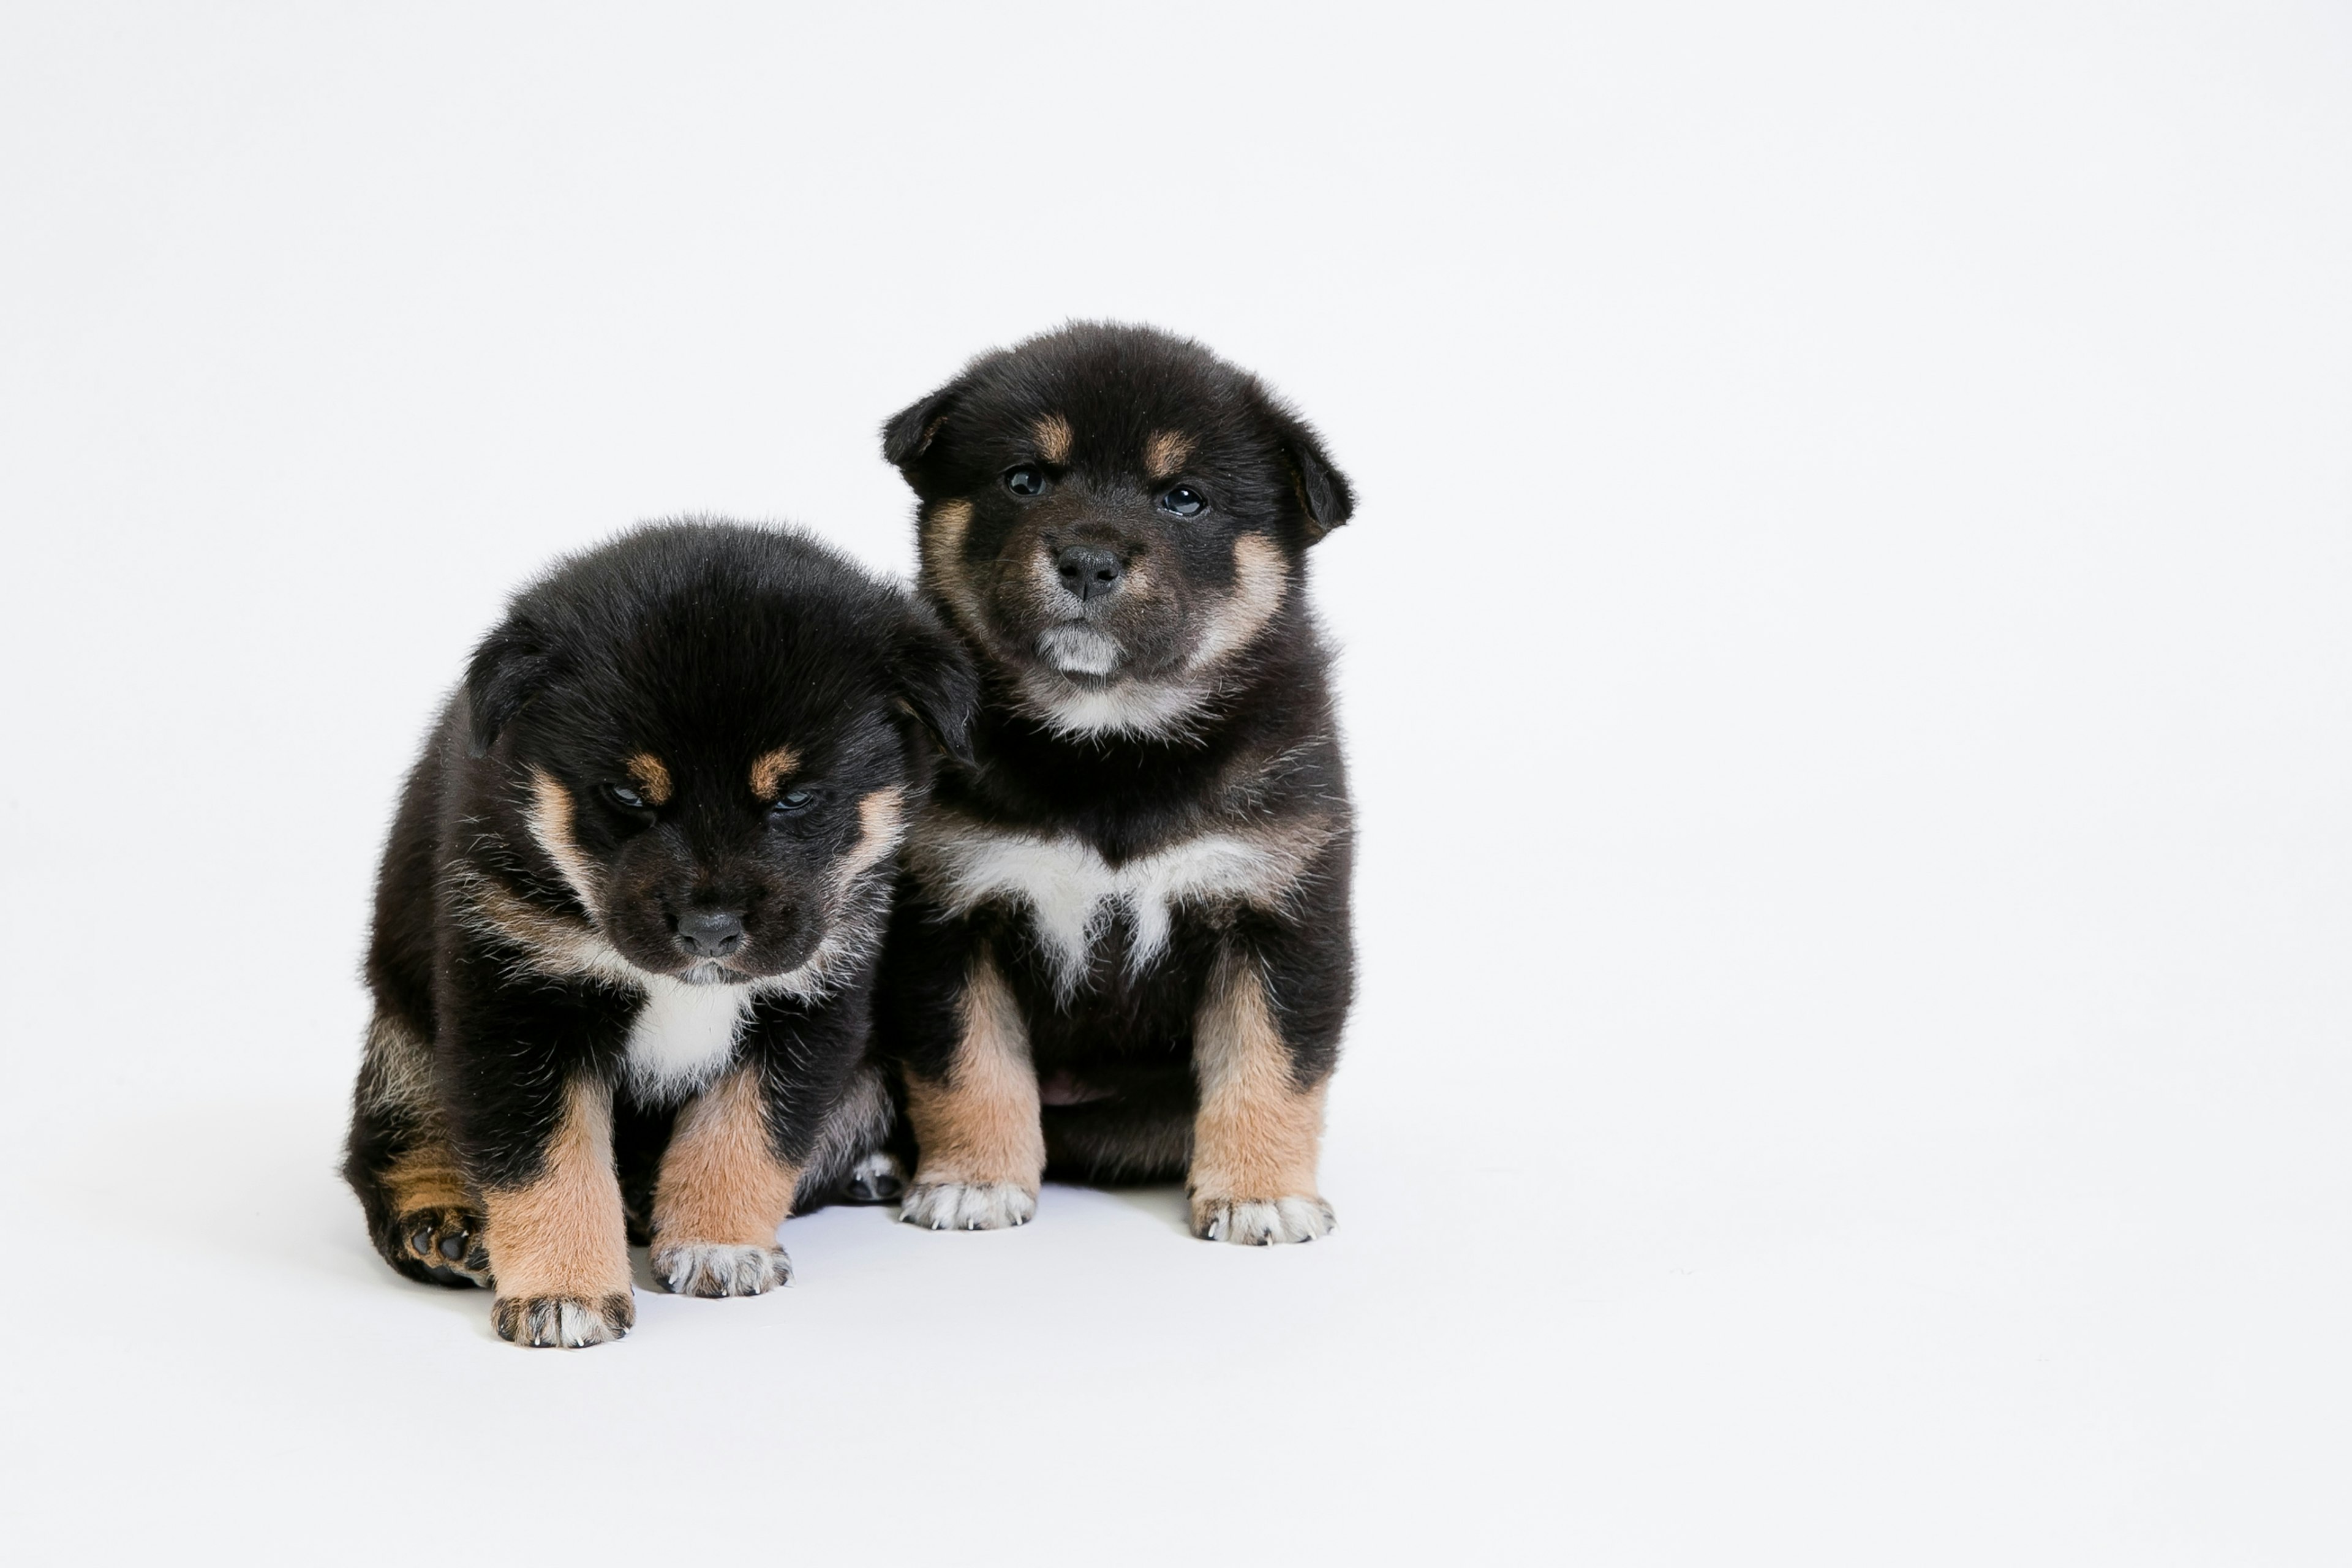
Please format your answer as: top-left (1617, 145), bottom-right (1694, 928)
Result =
top-left (912, 817), bottom-right (1333, 995)
top-left (624, 977), bottom-right (753, 1100)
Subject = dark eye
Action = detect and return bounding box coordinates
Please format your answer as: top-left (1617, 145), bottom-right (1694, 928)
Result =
top-left (606, 783), bottom-right (647, 810)
top-left (1003, 465), bottom-right (1050, 498)
top-left (1158, 484), bottom-right (1207, 518)
top-left (767, 788), bottom-right (816, 820)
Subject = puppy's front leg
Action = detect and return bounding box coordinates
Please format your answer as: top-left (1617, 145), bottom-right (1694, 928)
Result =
top-left (900, 948), bottom-right (1044, 1230)
top-left (480, 1075), bottom-right (635, 1347)
top-left (650, 1065), bottom-right (797, 1297)
top-left (1189, 948), bottom-right (1336, 1245)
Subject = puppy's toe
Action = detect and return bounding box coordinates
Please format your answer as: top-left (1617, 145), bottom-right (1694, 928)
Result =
top-left (1191, 1194), bottom-right (1335, 1245)
top-left (394, 1205), bottom-right (491, 1287)
top-left (842, 1150), bottom-right (907, 1204)
top-left (897, 1180), bottom-right (1036, 1231)
top-left (652, 1242), bottom-right (793, 1298)
top-left (492, 1292), bottom-right (635, 1348)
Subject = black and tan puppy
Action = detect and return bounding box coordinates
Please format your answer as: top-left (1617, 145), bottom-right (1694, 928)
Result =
top-left (877, 322), bottom-right (1355, 1245)
top-left (344, 520), bottom-right (973, 1345)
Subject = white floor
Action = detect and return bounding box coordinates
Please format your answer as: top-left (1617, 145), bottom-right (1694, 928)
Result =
top-left (3, 5), bottom-right (2347, 1563)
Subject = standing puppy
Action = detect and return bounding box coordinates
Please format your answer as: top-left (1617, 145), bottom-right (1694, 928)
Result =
top-left (878, 322), bottom-right (1356, 1244)
top-left (344, 521), bottom-right (974, 1345)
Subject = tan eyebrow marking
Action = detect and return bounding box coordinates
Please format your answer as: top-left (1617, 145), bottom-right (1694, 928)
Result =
top-left (750, 747), bottom-right (801, 799)
top-left (1032, 413), bottom-right (1072, 465)
top-left (624, 753), bottom-right (672, 805)
top-left (1144, 430), bottom-right (1193, 481)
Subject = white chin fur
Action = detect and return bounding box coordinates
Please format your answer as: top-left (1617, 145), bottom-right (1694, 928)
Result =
top-left (1018, 674), bottom-right (1210, 741)
top-left (1036, 624), bottom-right (1123, 676)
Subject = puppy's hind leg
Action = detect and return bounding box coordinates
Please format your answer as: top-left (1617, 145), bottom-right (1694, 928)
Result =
top-left (344, 1011), bottom-right (489, 1287)
top-left (791, 1061), bottom-right (905, 1208)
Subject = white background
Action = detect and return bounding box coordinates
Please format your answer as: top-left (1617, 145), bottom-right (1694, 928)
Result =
top-left (2, 4), bottom-right (2345, 1562)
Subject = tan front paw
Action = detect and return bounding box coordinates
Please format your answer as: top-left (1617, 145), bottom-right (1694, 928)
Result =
top-left (898, 1180), bottom-right (1037, 1231)
top-left (1191, 1194), bottom-right (1336, 1245)
top-left (491, 1291), bottom-right (635, 1348)
top-left (652, 1242), bottom-right (792, 1297)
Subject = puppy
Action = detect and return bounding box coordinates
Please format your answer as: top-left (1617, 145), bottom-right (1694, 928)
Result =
top-left (876, 322), bottom-right (1356, 1244)
top-left (343, 520), bottom-right (973, 1345)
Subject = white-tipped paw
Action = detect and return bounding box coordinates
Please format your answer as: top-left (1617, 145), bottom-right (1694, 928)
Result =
top-left (653, 1242), bottom-right (793, 1297)
top-left (1192, 1195), bottom-right (1336, 1245)
top-left (493, 1291), bottom-right (635, 1348)
top-left (898, 1180), bottom-right (1037, 1231)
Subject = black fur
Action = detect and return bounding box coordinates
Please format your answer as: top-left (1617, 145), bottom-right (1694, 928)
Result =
top-left (344, 519), bottom-right (970, 1336)
top-left (877, 323), bottom-right (1357, 1234)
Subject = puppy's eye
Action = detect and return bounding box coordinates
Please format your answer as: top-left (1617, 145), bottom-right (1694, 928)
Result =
top-left (1158, 484), bottom-right (1208, 518)
top-left (606, 783), bottom-right (647, 810)
top-left (1003, 465), bottom-right (1050, 498)
top-left (767, 788), bottom-right (816, 820)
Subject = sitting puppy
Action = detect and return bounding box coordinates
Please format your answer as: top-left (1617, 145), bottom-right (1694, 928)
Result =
top-left (877, 322), bottom-right (1356, 1245)
top-left (344, 520), bottom-right (973, 1346)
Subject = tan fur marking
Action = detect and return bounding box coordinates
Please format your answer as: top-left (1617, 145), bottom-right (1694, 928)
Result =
top-left (1032, 413), bottom-right (1073, 465)
top-left (481, 1076), bottom-right (631, 1301)
top-left (921, 499), bottom-right (989, 638)
top-left (831, 787), bottom-right (907, 899)
top-left (903, 949), bottom-right (1045, 1189)
top-left (652, 1066), bottom-right (799, 1247)
top-left (750, 747), bottom-right (801, 799)
top-left (526, 769), bottom-right (603, 918)
top-left (1144, 429), bottom-right (1193, 480)
top-left (1189, 952), bottom-right (1325, 1202)
top-left (625, 752), bottom-right (672, 805)
top-left (1186, 534), bottom-right (1288, 671)
top-left (383, 1144), bottom-right (472, 1216)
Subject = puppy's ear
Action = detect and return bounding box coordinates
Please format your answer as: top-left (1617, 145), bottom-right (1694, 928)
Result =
top-left (463, 616), bottom-right (552, 758)
top-left (882, 383), bottom-right (958, 470)
top-left (1256, 393), bottom-right (1355, 541)
top-left (891, 606), bottom-right (981, 768)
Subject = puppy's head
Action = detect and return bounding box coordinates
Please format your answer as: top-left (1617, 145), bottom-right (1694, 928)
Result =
top-left (465, 520), bottom-right (976, 985)
top-left (882, 322), bottom-right (1352, 738)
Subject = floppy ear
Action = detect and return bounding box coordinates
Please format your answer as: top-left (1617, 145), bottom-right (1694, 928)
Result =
top-left (890, 606), bottom-right (981, 768)
top-left (462, 616), bottom-right (553, 758)
top-left (881, 383), bottom-right (958, 470)
top-left (1259, 396), bottom-right (1355, 541)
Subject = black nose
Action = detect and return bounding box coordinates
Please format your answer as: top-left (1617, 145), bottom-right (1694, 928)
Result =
top-left (1056, 544), bottom-right (1125, 603)
top-left (674, 908), bottom-right (745, 959)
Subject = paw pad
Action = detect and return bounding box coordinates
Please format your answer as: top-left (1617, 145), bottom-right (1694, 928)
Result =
top-left (393, 1205), bottom-right (490, 1286)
